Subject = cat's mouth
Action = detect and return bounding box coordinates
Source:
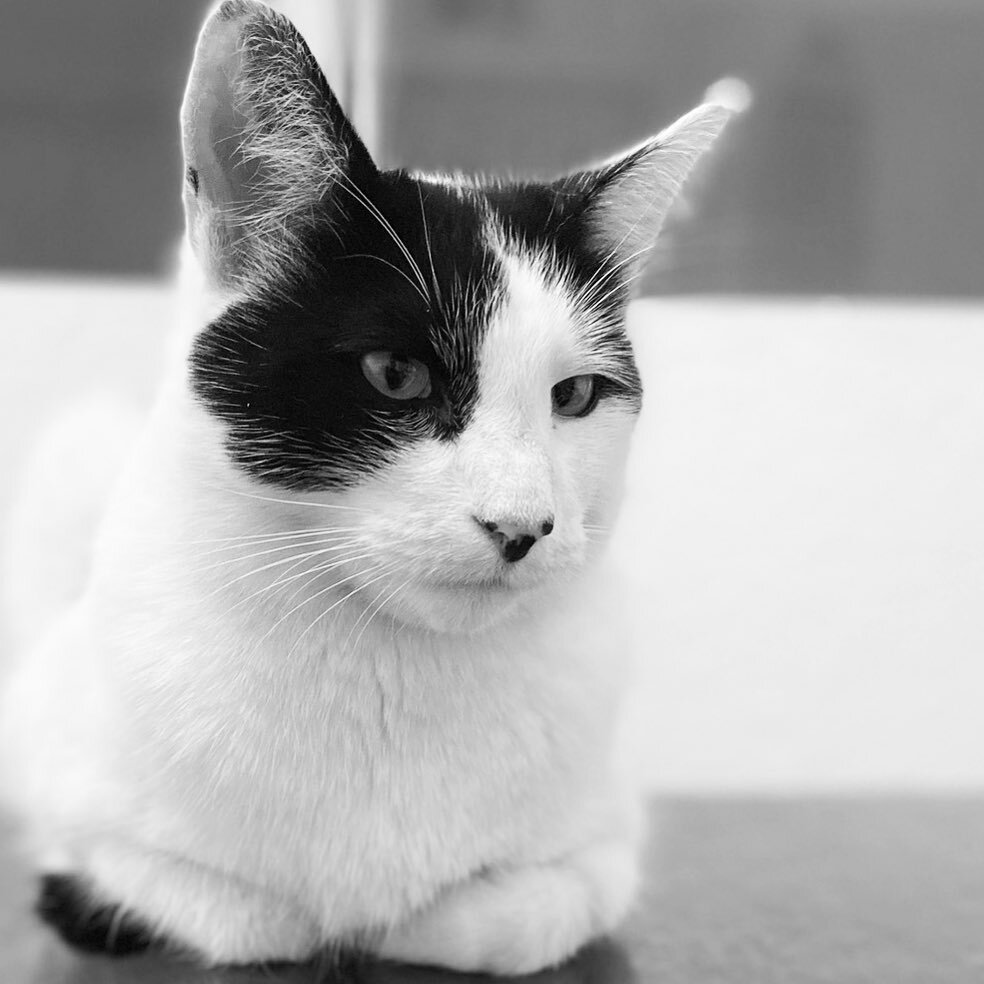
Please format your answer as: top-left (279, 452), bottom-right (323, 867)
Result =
top-left (385, 561), bottom-right (558, 633)
top-left (430, 555), bottom-right (558, 597)
top-left (431, 573), bottom-right (516, 593)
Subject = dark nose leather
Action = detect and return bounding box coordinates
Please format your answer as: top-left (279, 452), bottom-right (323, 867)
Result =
top-left (476, 517), bottom-right (554, 563)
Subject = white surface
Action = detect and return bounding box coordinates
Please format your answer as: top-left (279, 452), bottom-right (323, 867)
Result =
top-left (618, 297), bottom-right (984, 792)
top-left (2, 278), bottom-right (982, 791)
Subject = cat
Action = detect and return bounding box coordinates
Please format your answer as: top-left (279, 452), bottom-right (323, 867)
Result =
top-left (0, 0), bottom-right (730, 975)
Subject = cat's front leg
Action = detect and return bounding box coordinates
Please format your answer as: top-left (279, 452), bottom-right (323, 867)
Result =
top-left (377, 838), bottom-right (640, 976)
top-left (47, 840), bottom-right (322, 965)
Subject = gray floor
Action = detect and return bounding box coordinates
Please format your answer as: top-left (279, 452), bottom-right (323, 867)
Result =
top-left (3, 798), bottom-right (983, 983)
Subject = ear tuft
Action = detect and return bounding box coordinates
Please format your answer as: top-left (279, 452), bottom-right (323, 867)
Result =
top-left (216, 0), bottom-right (262, 21)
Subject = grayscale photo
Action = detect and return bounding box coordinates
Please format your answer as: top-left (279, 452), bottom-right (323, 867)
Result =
top-left (1, 2), bottom-right (982, 982)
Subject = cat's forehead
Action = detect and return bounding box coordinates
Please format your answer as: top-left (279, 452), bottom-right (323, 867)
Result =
top-left (304, 168), bottom-right (628, 363)
top-left (228, 169), bottom-right (630, 375)
top-left (249, 171), bottom-right (499, 366)
top-left (477, 245), bottom-right (640, 405)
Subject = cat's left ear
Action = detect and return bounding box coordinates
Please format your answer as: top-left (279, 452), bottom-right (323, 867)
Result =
top-left (565, 102), bottom-right (733, 272)
top-left (180, 0), bottom-right (375, 288)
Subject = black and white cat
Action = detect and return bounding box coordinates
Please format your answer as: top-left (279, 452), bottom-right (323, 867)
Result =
top-left (0, 1), bottom-right (730, 974)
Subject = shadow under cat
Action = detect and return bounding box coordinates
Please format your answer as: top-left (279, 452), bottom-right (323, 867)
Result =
top-left (22, 922), bottom-right (635, 984)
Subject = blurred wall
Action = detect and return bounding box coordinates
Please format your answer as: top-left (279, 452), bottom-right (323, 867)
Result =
top-left (0, 1), bottom-right (203, 275)
top-left (2, 0), bottom-right (982, 296)
top-left (383, 0), bottom-right (984, 296)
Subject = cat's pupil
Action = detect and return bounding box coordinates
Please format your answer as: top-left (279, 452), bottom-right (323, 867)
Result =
top-left (551, 374), bottom-right (598, 418)
top-left (360, 351), bottom-right (431, 401)
top-left (384, 357), bottom-right (410, 391)
top-left (553, 378), bottom-right (575, 406)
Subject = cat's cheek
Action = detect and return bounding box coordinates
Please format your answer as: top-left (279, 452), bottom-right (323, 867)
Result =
top-left (560, 408), bottom-right (637, 534)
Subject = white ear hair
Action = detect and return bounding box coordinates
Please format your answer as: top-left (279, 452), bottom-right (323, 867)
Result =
top-left (180, 0), bottom-right (371, 288)
top-left (581, 102), bottom-right (733, 268)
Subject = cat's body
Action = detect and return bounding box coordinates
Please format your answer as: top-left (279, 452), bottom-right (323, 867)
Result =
top-left (1, 1), bottom-right (729, 974)
top-left (6, 387), bottom-right (636, 969)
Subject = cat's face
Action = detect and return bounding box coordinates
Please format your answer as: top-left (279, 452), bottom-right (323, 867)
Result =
top-left (180, 1), bottom-right (729, 633)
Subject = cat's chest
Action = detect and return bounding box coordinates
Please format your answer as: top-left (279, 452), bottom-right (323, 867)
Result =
top-left (177, 614), bottom-right (614, 809)
top-left (113, 576), bottom-right (624, 879)
top-left (90, 483), bottom-right (628, 912)
top-left (123, 617), bottom-right (619, 921)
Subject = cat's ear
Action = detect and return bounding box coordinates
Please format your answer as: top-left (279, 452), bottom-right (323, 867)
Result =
top-left (180, 0), bottom-right (375, 288)
top-left (566, 102), bottom-right (732, 272)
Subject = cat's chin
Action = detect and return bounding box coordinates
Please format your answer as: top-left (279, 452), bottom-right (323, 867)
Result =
top-left (386, 578), bottom-right (542, 635)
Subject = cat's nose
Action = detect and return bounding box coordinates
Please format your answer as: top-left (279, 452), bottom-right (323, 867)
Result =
top-left (475, 517), bottom-right (554, 563)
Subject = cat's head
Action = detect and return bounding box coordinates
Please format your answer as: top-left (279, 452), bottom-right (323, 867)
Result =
top-left (179, 0), bottom-right (730, 634)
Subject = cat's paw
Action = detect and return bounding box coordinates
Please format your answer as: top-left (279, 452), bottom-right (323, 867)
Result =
top-left (35, 873), bottom-right (160, 956)
top-left (378, 840), bottom-right (639, 976)
top-left (78, 843), bottom-right (322, 966)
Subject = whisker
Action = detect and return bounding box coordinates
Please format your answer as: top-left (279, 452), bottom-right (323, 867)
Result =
top-left (201, 541), bottom-right (367, 602)
top-left (254, 556), bottom-right (394, 648)
top-left (286, 564), bottom-right (400, 659)
top-left (269, 545), bottom-right (382, 603)
top-left (214, 487), bottom-right (372, 514)
top-left (214, 546), bottom-right (378, 623)
top-left (342, 174), bottom-right (430, 296)
top-left (266, 547), bottom-right (361, 609)
top-left (347, 574), bottom-right (414, 655)
top-left (335, 173), bottom-right (431, 303)
top-left (338, 253), bottom-right (430, 305)
top-left (580, 171), bottom-right (669, 298)
top-left (417, 183), bottom-right (443, 310)
top-left (586, 264), bottom-right (647, 313)
top-left (191, 532), bottom-right (362, 567)
top-left (578, 243), bottom-right (651, 310)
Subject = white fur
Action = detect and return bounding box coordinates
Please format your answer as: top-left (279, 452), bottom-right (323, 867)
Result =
top-left (0, 241), bottom-right (644, 974)
top-left (0, 4), bottom-right (730, 973)
top-left (1, 396), bottom-right (142, 656)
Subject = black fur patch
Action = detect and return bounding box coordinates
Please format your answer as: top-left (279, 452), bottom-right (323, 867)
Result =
top-left (36, 874), bottom-right (158, 956)
top-left (191, 171), bottom-right (503, 490)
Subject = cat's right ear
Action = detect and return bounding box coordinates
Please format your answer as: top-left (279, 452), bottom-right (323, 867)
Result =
top-left (180, 0), bottom-right (375, 289)
top-left (560, 102), bottom-right (733, 279)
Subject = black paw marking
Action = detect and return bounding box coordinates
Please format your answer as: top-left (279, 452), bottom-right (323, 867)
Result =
top-left (35, 874), bottom-right (158, 956)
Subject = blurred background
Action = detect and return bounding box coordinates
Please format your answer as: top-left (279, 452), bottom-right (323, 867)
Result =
top-left (1, 0), bottom-right (982, 792)
top-left (2, 0), bottom-right (983, 293)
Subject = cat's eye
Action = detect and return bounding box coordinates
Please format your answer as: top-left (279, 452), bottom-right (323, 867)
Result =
top-left (551, 374), bottom-right (599, 418)
top-left (361, 351), bottom-right (432, 400)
